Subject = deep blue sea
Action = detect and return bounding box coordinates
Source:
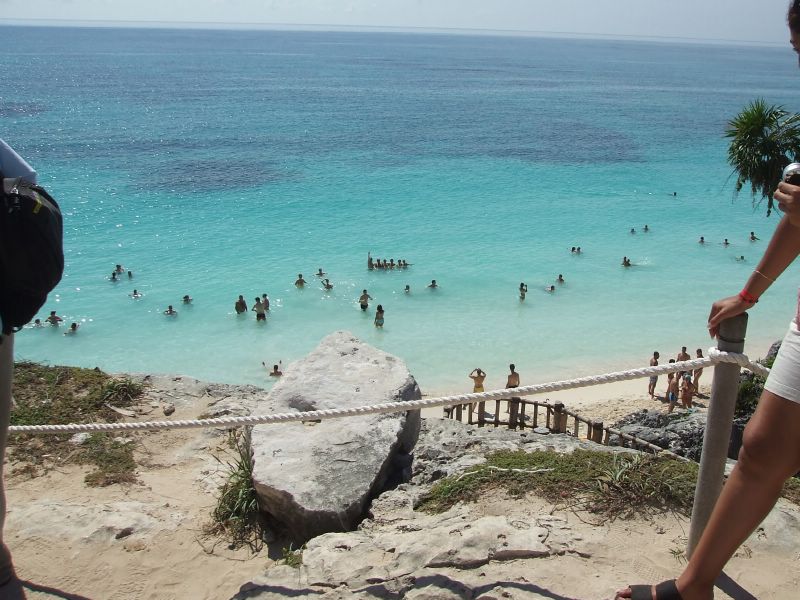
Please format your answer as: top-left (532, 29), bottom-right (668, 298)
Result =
top-left (3, 26), bottom-right (800, 394)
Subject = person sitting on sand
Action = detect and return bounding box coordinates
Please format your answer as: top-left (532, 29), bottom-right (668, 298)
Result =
top-left (164, 305), bottom-right (177, 316)
top-left (252, 297), bottom-right (266, 321)
top-left (64, 322), bottom-right (79, 335)
top-left (130, 289), bottom-right (142, 299)
top-left (374, 304), bottom-right (385, 328)
top-left (316, 268), bottom-right (325, 277)
top-left (295, 274), bottom-right (306, 287)
top-left (557, 274), bottom-right (565, 284)
top-left (322, 278), bottom-right (333, 291)
top-left (519, 282), bottom-right (528, 300)
top-left (428, 279), bottom-right (438, 289)
top-left (469, 368), bottom-right (486, 393)
top-left (182, 295), bottom-right (192, 304)
top-left (235, 295), bottom-right (247, 314)
top-left (359, 289), bottom-right (372, 311)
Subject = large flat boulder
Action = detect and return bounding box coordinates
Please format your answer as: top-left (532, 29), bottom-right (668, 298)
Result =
top-left (250, 331), bottom-right (421, 542)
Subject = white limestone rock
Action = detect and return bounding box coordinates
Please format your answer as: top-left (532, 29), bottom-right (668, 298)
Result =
top-left (250, 332), bottom-right (421, 542)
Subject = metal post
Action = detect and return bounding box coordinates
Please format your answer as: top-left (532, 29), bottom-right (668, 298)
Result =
top-left (687, 313), bottom-right (748, 558)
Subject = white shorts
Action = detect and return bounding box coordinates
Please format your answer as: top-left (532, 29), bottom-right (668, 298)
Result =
top-left (764, 320), bottom-right (800, 404)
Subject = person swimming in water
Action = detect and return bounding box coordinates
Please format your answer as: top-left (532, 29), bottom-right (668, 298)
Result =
top-left (374, 304), bottom-right (385, 328)
top-left (359, 289), bottom-right (372, 311)
top-left (545, 285), bottom-right (556, 292)
top-left (164, 305), bottom-right (177, 316)
top-left (235, 295), bottom-right (247, 314)
top-left (557, 274), bottom-right (565, 284)
top-left (699, 236), bottom-right (705, 244)
top-left (519, 282), bottom-right (528, 300)
top-left (295, 274), bottom-right (306, 287)
top-left (644, 225), bottom-right (649, 232)
top-left (750, 231), bottom-right (759, 241)
top-left (130, 289), bottom-right (143, 298)
top-left (322, 278), bottom-right (334, 291)
top-left (428, 279), bottom-right (438, 289)
top-left (404, 285), bottom-right (410, 294)
top-left (64, 322), bottom-right (79, 335)
top-left (316, 268), bottom-right (326, 277)
top-left (182, 295), bottom-right (192, 304)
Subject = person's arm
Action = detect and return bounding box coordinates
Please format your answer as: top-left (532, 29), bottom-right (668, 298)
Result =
top-left (708, 214), bottom-right (800, 337)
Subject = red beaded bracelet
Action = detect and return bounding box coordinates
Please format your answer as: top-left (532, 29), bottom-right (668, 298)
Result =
top-left (739, 289), bottom-right (759, 303)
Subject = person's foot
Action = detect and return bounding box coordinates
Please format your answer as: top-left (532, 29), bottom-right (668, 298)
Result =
top-left (615, 578), bottom-right (713, 600)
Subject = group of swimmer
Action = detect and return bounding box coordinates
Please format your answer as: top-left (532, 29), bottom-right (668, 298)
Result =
top-left (367, 253), bottom-right (411, 270)
top-left (622, 228), bottom-right (760, 268)
top-left (31, 311), bottom-right (79, 335)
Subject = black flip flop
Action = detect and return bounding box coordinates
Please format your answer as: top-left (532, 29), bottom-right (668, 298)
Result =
top-left (629, 580), bottom-right (684, 600)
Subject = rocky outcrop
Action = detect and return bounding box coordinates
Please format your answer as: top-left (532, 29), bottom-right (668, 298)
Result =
top-left (611, 409), bottom-right (707, 460)
top-left (250, 332), bottom-right (421, 543)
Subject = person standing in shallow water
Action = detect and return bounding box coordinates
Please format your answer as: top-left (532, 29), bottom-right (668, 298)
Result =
top-left (519, 282), bottom-right (527, 300)
top-left (359, 289), bottom-right (372, 311)
top-left (616, 4), bottom-right (800, 599)
top-left (374, 304), bottom-right (384, 328)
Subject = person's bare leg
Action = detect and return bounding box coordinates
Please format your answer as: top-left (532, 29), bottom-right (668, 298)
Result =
top-left (617, 391), bottom-right (800, 600)
top-left (0, 333), bottom-right (14, 583)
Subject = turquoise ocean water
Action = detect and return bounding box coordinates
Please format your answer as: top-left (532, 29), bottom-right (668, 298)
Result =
top-left (3, 25), bottom-right (800, 394)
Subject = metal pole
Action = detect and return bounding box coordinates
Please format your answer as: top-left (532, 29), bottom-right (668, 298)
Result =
top-left (687, 313), bottom-right (748, 558)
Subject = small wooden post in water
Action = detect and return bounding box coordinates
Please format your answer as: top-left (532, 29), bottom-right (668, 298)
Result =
top-left (687, 313), bottom-right (748, 558)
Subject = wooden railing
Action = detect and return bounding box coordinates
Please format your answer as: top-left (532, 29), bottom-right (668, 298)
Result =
top-left (444, 396), bottom-right (670, 456)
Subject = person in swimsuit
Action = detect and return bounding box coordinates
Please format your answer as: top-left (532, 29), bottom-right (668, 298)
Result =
top-left (506, 364), bottom-right (519, 389)
top-left (557, 274), bottom-right (565, 284)
top-left (750, 231), bottom-right (759, 241)
top-left (235, 295), bottom-right (247, 314)
top-left (367, 252), bottom-right (374, 270)
top-left (46, 311), bottom-right (63, 326)
top-left (519, 282), bottom-right (527, 300)
top-left (404, 285), bottom-right (410, 294)
top-left (680, 373), bottom-right (695, 410)
top-left (374, 305), bottom-right (385, 328)
top-left (665, 360), bottom-right (678, 414)
top-left (322, 278), bottom-right (334, 291)
top-left (699, 236), bottom-right (705, 244)
top-left (64, 322), bottom-right (79, 335)
top-left (693, 348), bottom-right (705, 396)
top-left (648, 351), bottom-right (660, 399)
top-left (428, 279), bottom-right (438, 289)
top-left (469, 368), bottom-right (486, 393)
top-left (316, 268), bottom-right (325, 277)
top-left (359, 289), bottom-right (372, 311)
top-left (164, 305), bottom-right (177, 316)
top-left (182, 295), bottom-right (192, 304)
top-left (295, 274), bottom-right (306, 287)
top-left (262, 294), bottom-right (270, 311)
top-left (252, 297), bottom-right (266, 321)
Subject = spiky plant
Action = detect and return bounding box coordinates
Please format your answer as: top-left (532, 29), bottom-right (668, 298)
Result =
top-left (726, 99), bottom-right (800, 215)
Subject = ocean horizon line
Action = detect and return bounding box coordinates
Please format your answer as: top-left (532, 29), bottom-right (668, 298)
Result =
top-left (0, 19), bottom-right (783, 48)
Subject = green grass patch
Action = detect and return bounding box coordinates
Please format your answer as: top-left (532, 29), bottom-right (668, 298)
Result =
top-left (208, 428), bottom-right (264, 551)
top-left (9, 361), bottom-right (144, 486)
top-left (418, 449), bottom-right (699, 519)
top-left (281, 545), bottom-right (303, 568)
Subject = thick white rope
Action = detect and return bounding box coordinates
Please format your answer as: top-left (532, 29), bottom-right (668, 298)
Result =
top-left (7, 349), bottom-right (769, 435)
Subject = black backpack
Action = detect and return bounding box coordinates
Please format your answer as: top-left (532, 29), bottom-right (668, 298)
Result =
top-left (0, 173), bottom-right (64, 337)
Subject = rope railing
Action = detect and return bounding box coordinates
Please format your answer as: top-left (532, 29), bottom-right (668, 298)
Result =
top-left (7, 347), bottom-right (768, 436)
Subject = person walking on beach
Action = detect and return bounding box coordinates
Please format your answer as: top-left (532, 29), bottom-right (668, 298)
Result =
top-left (252, 297), bottom-right (266, 321)
top-left (648, 351), bottom-right (660, 399)
top-left (693, 348), bottom-right (705, 396)
top-left (616, 6), bottom-right (800, 598)
top-left (235, 295), bottom-right (247, 314)
top-left (374, 304), bottom-right (385, 328)
top-left (664, 360), bottom-right (679, 414)
top-left (469, 368), bottom-right (486, 393)
top-left (519, 282), bottom-right (527, 300)
top-left (359, 289), bottom-right (372, 311)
